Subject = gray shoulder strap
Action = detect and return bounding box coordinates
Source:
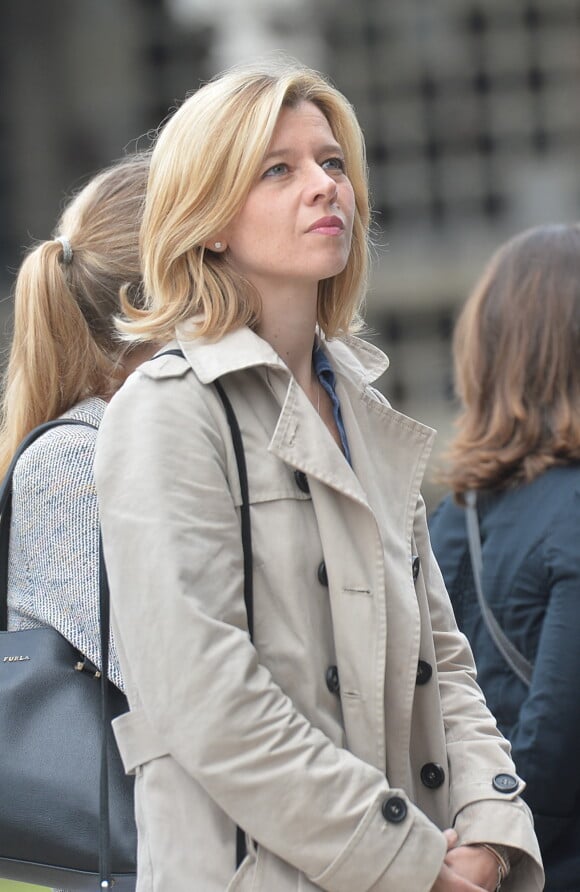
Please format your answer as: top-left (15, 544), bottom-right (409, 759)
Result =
top-left (464, 490), bottom-right (533, 687)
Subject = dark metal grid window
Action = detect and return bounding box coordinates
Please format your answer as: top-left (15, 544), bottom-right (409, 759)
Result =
top-left (326, 0), bottom-right (580, 227)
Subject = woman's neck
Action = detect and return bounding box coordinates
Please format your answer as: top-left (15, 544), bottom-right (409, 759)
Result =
top-left (256, 287), bottom-right (318, 394)
top-left (105, 343), bottom-right (159, 402)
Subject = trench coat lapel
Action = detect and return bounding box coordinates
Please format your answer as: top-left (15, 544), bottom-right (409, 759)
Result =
top-left (269, 374), bottom-right (371, 507)
top-left (267, 334), bottom-right (435, 520)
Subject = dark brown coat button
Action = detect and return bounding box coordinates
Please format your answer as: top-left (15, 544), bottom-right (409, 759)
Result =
top-left (492, 773), bottom-right (519, 793)
top-left (294, 470), bottom-right (310, 493)
top-left (381, 796), bottom-right (407, 823)
top-left (416, 660), bottom-right (433, 686)
top-left (421, 763), bottom-right (445, 789)
top-left (317, 561), bottom-right (328, 586)
top-left (325, 665), bottom-right (340, 694)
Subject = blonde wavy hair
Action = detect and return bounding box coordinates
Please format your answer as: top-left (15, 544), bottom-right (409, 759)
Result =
top-left (118, 58), bottom-right (370, 342)
top-left (0, 153), bottom-right (150, 479)
top-left (442, 223), bottom-right (580, 498)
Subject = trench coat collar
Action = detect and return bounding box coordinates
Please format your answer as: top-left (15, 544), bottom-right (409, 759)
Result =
top-left (175, 320), bottom-right (389, 387)
top-left (176, 319), bottom-right (433, 515)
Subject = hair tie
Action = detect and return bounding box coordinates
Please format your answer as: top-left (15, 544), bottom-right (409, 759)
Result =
top-left (55, 236), bottom-right (73, 265)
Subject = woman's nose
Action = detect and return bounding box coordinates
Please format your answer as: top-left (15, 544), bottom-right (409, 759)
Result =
top-left (306, 165), bottom-right (338, 203)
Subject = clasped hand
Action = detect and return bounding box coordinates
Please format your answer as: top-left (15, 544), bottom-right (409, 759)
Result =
top-left (430, 829), bottom-right (500, 891)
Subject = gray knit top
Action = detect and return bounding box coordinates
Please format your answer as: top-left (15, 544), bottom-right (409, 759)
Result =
top-left (7, 396), bottom-right (123, 690)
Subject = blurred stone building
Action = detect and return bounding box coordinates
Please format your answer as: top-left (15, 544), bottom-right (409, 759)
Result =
top-left (1, 0), bottom-right (579, 504)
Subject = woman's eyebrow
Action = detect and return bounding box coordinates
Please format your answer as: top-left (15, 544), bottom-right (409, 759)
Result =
top-left (262, 142), bottom-right (343, 164)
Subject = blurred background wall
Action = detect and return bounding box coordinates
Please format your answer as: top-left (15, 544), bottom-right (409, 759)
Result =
top-left (1, 0), bottom-right (580, 508)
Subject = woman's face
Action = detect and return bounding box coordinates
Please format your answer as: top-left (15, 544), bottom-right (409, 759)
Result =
top-left (221, 100), bottom-right (355, 299)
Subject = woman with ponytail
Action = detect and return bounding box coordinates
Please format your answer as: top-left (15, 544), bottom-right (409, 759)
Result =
top-left (0, 153), bottom-right (152, 688)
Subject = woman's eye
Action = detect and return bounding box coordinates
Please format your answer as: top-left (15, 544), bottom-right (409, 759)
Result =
top-left (322, 157), bottom-right (346, 172)
top-left (263, 163), bottom-right (289, 177)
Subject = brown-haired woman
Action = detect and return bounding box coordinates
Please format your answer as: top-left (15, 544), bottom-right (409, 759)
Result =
top-left (430, 222), bottom-right (580, 891)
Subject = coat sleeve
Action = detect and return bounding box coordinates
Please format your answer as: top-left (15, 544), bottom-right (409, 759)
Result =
top-left (95, 366), bottom-right (448, 892)
top-left (414, 498), bottom-right (544, 889)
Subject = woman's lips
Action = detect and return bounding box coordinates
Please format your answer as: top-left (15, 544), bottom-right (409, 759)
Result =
top-left (307, 216), bottom-right (345, 235)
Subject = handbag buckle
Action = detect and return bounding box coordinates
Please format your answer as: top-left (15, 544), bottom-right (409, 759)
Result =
top-left (74, 658), bottom-right (101, 678)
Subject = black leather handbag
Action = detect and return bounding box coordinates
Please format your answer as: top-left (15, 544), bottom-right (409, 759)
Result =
top-left (0, 419), bottom-right (137, 890)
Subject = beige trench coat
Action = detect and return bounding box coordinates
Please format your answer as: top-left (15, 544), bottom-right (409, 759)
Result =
top-left (96, 324), bottom-right (543, 892)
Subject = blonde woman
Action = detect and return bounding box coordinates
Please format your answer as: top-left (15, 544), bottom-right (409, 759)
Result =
top-left (429, 224), bottom-right (580, 891)
top-left (95, 61), bottom-right (543, 892)
top-left (1, 153), bottom-right (151, 690)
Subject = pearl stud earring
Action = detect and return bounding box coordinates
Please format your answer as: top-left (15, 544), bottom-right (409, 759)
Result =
top-left (214, 241), bottom-right (223, 250)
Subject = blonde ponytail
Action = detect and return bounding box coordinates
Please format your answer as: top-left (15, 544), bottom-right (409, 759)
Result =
top-left (0, 153), bottom-right (149, 479)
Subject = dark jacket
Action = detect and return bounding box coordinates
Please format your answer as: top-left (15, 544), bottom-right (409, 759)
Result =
top-left (429, 465), bottom-right (580, 891)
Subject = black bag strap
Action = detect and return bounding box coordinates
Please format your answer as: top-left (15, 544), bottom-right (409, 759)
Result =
top-left (0, 417), bottom-right (119, 887)
top-left (159, 349), bottom-right (253, 866)
top-left (464, 490), bottom-right (533, 687)
top-left (98, 535), bottom-right (114, 887)
top-left (214, 379), bottom-right (254, 641)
